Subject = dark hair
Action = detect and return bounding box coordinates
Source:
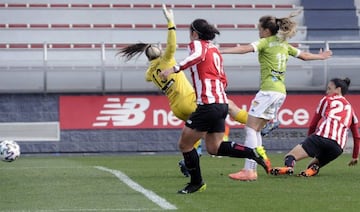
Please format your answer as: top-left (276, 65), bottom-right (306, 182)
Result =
top-left (330, 77), bottom-right (351, 95)
top-left (117, 43), bottom-right (160, 61)
top-left (190, 19), bottom-right (220, 41)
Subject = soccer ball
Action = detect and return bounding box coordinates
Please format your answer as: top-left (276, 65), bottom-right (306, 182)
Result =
top-left (0, 140), bottom-right (21, 162)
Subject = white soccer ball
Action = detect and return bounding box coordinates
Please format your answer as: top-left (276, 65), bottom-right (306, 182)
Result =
top-left (0, 140), bottom-right (21, 162)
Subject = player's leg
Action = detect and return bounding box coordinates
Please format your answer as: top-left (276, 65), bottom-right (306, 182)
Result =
top-left (299, 136), bottom-right (342, 177)
top-left (229, 92), bottom-right (284, 181)
top-left (228, 99), bottom-right (248, 124)
top-left (228, 116), bottom-right (268, 181)
top-left (178, 127), bottom-right (207, 194)
top-left (270, 144), bottom-right (308, 175)
top-left (207, 135), bottom-right (271, 177)
top-left (261, 119), bottom-right (280, 136)
top-left (172, 99), bottom-right (204, 177)
top-left (178, 103), bottom-right (230, 194)
top-left (271, 135), bottom-right (318, 176)
top-left (228, 98), bottom-right (279, 136)
top-left (179, 138), bottom-right (202, 177)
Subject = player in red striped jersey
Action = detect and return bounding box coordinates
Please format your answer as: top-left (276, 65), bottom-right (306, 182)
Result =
top-left (161, 18), bottom-right (270, 194)
top-left (270, 77), bottom-right (360, 177)
top-left (118, 5), bottom-right (251, 178)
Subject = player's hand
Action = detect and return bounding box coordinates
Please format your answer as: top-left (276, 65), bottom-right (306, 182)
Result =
top-left (318, 48), bottom-right (333, 59)
top-left (160, 67), bottom-right (175, 81)
top-left (348, 158), bottom-right (358, 166)
top-left (162, 4), bottom-right (174, 23)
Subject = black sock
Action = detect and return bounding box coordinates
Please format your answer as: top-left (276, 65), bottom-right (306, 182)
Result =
top-left (284, 155), bottom-right (296, 167)
top-left (217, 141), bottom-right (255, 159)
top-left (183, 148), bottom-right (202, 184)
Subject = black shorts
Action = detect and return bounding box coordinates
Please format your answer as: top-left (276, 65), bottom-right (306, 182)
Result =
top-left (301, 134), bottom-right (343, 167)
top-left (185, 103), bottom-right (228, 133)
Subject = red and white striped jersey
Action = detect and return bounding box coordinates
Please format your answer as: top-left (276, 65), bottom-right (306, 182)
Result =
top-left (178, 40), bottom-right (228, 105)
top-left (308, 94), bottom-right (359, 149)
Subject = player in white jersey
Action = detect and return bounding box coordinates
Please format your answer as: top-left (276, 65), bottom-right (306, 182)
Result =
top-left (271, 77), bottom-right (360, 177)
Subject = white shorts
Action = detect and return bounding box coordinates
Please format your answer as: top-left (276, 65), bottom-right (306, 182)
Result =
top-left (248, 90), bottom-right (286, 120)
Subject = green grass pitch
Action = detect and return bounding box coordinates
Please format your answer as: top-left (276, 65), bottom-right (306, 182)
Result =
top-left (1, 153), bottom-right (360, 211)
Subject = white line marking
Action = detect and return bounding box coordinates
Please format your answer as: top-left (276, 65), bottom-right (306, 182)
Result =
top-left (8, 208), bottom-right (163, 212)
top-left (95, 166), bottom-right (177, 210)
top-left (0, 166), bottom-right (90, 170)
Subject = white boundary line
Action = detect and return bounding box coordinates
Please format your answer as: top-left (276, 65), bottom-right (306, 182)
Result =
top-left (95, 166), bottom-right (177, 210)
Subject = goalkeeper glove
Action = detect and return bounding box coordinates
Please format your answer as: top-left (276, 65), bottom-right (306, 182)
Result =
top-left (162, 4), bottom-right (174, 23)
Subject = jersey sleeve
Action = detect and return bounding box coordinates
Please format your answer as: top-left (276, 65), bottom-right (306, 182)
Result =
top-left (178, 41), bottom-right (205, 71)
top-left (307, 97), bottom-right (326, 135)
top-left (250, 39), bottom-right (263, 52)
top-left (288, 44), bottom-right (301, 57)
top-left (145, 59), bottom-right (159, 82)
top-left (308, 112), bottom-right (321, 135)
top-left (145, 67), bottom-right (152, 81)
top-left (162, 21), bottom-right (176, 62)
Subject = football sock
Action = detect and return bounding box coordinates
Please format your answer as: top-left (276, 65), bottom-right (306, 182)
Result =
top-left (217, 141), bottom-right (254, 158)
top-left (223, 125), bottom-right (230, 141)
top-left (233, 109), bottom-right (248, 124)
top-left (284, 155), bottom-right (296, 167)
top-left (193, 139), bottom-right (201, 149)
top-left (183, 148), bottom-right (202, 184)
top-left (256, 131), bottom-right (262, 146)
top-left (244, 126), bottom-right (258, 170)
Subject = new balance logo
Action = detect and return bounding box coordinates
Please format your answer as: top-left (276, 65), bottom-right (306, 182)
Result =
top-left (92, 97), bottom-right (150, 127)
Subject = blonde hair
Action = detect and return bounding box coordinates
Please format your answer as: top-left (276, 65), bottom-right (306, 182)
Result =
top-left (259, 10), bottom-right (302, 41)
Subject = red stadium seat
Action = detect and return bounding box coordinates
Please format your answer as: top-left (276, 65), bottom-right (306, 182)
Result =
top-left (29, 4), bottom-right (48, 8)
top-left (215, 4), bottom-right (234, 9)
top-left (113, 24), bottom-right (133, 29)
top-left (216, 24), bottom-right (236, 29)
top-left (49, 4), bottom-right (70, 8)
top-left (254, 4), bottom-right (273, 8)
top-left (70, 4), bottom-right (91, 8)
top-left (0, 22), bottom-right (264, 30)
top-left (51, 24), bottom-right (70, 28)
top-left (112, 4), bottom-right (132, 8)
top-left (0, 3), bottom-right (296, 10)
top-left (93, 24), bottom-right (113, 28)
top-left (0, 42), bottom-right (300, 49)
top-left (234, 4), bottom-right (253, 8)
top-left (29, 24), bottom-right (49, 28)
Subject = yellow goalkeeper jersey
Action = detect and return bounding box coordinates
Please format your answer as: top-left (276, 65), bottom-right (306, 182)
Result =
top-left (145, 21), bottom-right (196, 121)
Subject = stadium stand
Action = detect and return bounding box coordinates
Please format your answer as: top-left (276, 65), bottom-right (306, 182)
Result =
top-left (1, 0), bottom-right (359, 154)
top-left (302, 0), bottom-right (359, 39)
top-left (0, 0), bottom-right (359, 93)
top-left (302, 0), bottom-right (360, 55)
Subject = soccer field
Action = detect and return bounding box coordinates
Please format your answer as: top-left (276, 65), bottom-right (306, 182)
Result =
top-left (1, 153), bottom-right (360, 212)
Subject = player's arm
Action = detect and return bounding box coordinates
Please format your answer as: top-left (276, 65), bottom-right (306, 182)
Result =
top-left (308, 97), bottom-right (326, 135)
top-left (145, 67), bottom-right (152, 82)
top-left (162, 4), bottom-right (176, 62)
top-left (220, 44), bottom-right (254, 54)
top-left (348, 115), bottom-right (360, 166)
top-left (307, 112), bottom-right (321, 136)
top-left (298, 48), bottom-right (332, 61)
top-left (160, 41), bottom-right (204, 79)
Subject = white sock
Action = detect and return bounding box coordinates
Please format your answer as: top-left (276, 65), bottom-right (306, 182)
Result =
top-left (243, 126), bottom-right (258, 171)
top-left (256, 131), bottom-right (262, 146)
